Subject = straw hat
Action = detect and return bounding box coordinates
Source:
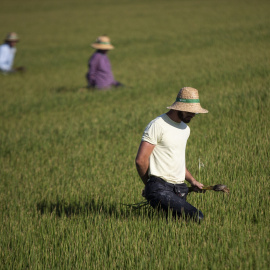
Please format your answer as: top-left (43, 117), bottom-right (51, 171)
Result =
top-left (5, 32), bottom-right (19, 42)
top-left (167, 87), bottom-right (208, 114)
top-left (91, 36), bottom-right (114, 50)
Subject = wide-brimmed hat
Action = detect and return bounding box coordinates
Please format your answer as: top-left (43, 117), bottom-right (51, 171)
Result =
top-left (167, 87), bottom-right (208, 114)
top-left (5, 32), bottom-right (19, 42)
top-left (91, 36), bottom-right (114, 50)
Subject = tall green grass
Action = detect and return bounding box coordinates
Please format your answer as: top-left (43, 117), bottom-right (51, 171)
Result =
top-left (0, 0), bottom-right (269, 269)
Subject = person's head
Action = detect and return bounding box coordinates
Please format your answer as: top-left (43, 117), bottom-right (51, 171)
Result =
top-left (5, 32), bottom-right (19, 47)
top-left (91, 36), bottom-right (114, 51)
top-left (167, 87), bottom-right (208, 123)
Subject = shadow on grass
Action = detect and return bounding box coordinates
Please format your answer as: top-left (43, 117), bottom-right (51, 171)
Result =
top-left (52, 86), bottom-right (88, 93)
top-left (36, 198), bottom-right (156, 219)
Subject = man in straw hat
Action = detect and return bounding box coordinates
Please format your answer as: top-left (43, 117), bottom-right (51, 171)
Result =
top-left (0, 32), bottom-right (25, 73)
top-left (135, 87), bottom-right (208, 222)
top-left (86, 35), bottom-right (123, 90)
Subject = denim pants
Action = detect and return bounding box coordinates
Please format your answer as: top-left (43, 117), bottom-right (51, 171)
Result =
top-left (144, 176), bottom-right (203, 222)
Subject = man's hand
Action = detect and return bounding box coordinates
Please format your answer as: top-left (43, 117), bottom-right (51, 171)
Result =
top-left (190, 179), bottom-right (205, 193)
top-left (142, 188), bottom-right (146, 198)
top-left (14, 66), bottom-right (26, 72)
top-left (185, 168), bottom-right (205, 192)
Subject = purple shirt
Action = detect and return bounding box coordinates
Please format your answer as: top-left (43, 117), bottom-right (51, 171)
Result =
top-left (87, 51), bottom-right (117, 89)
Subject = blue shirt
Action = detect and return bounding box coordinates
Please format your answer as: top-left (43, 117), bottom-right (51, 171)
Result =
top-left (0, 43), bottom-right (16, 71)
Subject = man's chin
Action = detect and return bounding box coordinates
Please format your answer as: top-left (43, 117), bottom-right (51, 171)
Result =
top-left (183, 119), bottom-right (191, 123)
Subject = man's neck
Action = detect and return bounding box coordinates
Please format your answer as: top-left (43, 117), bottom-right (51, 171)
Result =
top-left (166, 110), bottom-right (181, 123)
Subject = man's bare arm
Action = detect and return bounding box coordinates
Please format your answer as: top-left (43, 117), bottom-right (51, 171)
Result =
top-left (185, 168), bottom-right (204, 190)
top-left (135, 141), bottom-right (155, 185)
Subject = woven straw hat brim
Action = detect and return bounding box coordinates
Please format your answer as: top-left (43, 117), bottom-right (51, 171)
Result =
top-left (6, 38), bottom-right (19, 42)
top-left (5, 37), bottom-right (19, 42)
top-left (91, 43), bottom-right (114, 50)
top-left (5, 33), bottom-right (19, 42)
top-left (168, 86), bottom-right (208, 114)
top-left (167, 103), bottom-right (208, 114)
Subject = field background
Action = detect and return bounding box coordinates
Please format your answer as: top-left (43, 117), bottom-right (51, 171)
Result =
top-left (0, 0), bottom-right (269, 269)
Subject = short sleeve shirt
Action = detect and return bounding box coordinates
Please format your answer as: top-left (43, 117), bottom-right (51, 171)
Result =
top-left (142, 113), bottom-right (190, 184)
top-left (88, 52), bottom-right (115, 89)
top-left (0, 44), bottom-right (16, 71)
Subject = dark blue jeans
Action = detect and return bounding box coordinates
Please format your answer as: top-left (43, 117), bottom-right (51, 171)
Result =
top-left (144, 176), bottom-right (203, 222)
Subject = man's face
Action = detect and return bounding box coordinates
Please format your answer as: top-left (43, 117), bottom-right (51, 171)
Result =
top-left (177, 111), bottom-right (196, 123)
top-left (9, 41), bottom-right (17, 48)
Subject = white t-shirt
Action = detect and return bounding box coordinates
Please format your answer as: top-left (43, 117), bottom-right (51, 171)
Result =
top-left (0, 44), bottom-right (16, 71)
top-left (142, 113), bottom-right (190, 184)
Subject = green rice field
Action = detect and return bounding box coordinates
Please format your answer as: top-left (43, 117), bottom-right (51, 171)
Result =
top-left (0, 0), bottom-right (269, 269)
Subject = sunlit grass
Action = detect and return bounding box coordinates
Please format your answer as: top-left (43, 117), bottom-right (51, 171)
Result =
top-left (0, 0), bottom-right (269, 269)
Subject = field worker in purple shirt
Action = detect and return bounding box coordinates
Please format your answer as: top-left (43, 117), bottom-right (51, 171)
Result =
top-left (86, 36), bottom-right (123, 90)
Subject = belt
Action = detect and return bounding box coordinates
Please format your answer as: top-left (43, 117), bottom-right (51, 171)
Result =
top-left (149, 175), bottom-right (185, 187)
top-left (149, 175), bottom-right (188, 198)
